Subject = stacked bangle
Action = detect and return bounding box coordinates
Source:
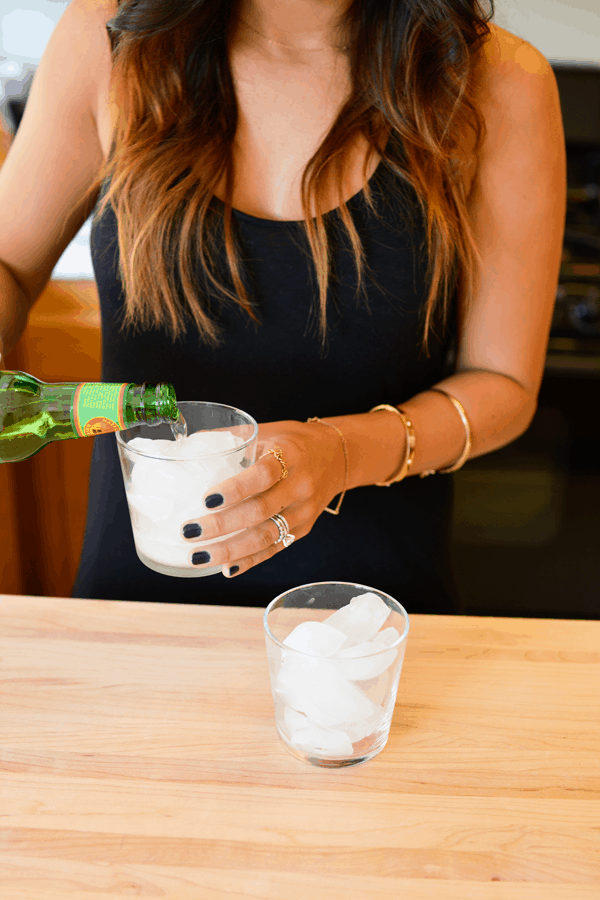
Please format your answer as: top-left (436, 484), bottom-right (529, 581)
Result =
top-left (420, 388), bottom-right (472, 477)
top-left (369, 404), bottom-right (416, 486)
top-left (309, 392), bottom-right (472, 505)
top-left (371, 391), bottom-right (472, 484)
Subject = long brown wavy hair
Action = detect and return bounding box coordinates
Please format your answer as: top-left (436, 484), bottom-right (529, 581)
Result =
top-left (81, 0), bottom-right (494, 349)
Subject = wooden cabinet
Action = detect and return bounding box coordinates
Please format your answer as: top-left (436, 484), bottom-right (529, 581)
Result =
top-left (0, 433), bottom-right (24, 593)
top-left (2, 282), bottom-right (101, 597)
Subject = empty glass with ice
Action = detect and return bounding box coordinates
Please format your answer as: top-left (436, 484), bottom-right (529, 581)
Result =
top-left (116, 401), bottom-right (258, 577)
top-left (264, 582), bottom-right (410, 767)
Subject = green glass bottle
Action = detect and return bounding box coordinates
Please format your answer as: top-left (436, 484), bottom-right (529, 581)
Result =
top-left (0, 370), bottom-right (180, 463)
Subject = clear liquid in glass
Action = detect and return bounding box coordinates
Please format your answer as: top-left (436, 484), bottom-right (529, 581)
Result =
top-left (170, 411), bottom-right (188, 442)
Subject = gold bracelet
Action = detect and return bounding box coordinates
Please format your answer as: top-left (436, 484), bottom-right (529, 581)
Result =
top-left (420, 388), bottom-right (472, 477)
top-left (369, 404), bottom-right (415, 486)
top-left (306, 417), bottom-right (348, 515)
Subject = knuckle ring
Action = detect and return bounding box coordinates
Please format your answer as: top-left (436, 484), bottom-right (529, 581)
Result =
top-left (260, 447), bottom-right (288, 481)
top-left (270, 514), bottom-right (296, 548)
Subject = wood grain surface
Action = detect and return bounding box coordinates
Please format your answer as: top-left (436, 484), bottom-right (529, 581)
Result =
top-left (1, 595), bottom-right (599, 899)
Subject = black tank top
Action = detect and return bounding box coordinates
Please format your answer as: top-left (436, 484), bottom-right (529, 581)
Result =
top-left (72, 157), bottom-right (459, 612)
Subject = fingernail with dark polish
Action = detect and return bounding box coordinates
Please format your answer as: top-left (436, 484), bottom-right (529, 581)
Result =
top-left (183, 523), bottom-right (202, 539)
top-left (205, 493), bottom-right (224, 509)
top-left (229, 565), bottom-right (240, 576)
top-left (192, 550), bottom-right (211, 565)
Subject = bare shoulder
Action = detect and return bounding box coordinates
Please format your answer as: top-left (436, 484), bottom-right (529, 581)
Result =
top-left (466, 21), bottom-right (563, 188)
top-left (479, 22), bottom-right (556, 107)
top-left (485, 22), bottom-right (548, 69)
top-left (74, 0), bottom-right (119, 123)
top-left (67, 0), bottom-right (118, 45)
top-left (454, 24), bottom-right (558, 197)
top-left (81, 0), bottom-right (119, 26)
top-left (0, 0), bottom-right (121, 307)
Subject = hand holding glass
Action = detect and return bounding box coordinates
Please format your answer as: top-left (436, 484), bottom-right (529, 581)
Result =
top-left (116, 401), bottom-right (258, 577)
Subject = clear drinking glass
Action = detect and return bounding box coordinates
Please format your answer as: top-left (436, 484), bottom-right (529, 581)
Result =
top-left (116, 400), bottom-right (258, 577)
top-left (264, 582), bottom-right (410, 768)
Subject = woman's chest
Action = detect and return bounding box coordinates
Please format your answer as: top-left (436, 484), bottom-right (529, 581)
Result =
top-left (213, 50), bottom-right (381, 220)
top-left (95, 47), bottom-right (477, 222)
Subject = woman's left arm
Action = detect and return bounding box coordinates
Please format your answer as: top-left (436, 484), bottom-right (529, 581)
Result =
top-left (182, 40), bottom-right (566, 576)
top-left (376, 37), bottom-right (568, 475)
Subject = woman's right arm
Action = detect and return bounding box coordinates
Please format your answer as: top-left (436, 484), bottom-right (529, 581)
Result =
top-left (0, 0), bottom-right (113, 363)
top-left (0, 260), bottom-right (31, 364)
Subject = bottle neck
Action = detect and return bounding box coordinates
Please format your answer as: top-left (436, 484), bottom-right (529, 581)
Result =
top-left (124, 383), bottom-right (179, 426)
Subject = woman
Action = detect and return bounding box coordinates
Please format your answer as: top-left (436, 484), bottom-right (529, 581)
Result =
top-left (0, 0), bottom-right (565, 610)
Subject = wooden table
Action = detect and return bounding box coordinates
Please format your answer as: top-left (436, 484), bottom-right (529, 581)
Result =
top-left (1, 595), bottom-right (599, 898)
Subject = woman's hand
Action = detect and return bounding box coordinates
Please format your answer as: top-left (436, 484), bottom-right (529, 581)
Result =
top-left (180, 419), bottom-right (345, 577)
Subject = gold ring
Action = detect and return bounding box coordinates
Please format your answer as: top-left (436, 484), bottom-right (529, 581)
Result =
top-left (261, 447), bottom-right (288, 481)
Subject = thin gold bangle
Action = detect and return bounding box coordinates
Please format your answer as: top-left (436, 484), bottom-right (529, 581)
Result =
top-left (420, 388), bottom-right (472, 477)
top-left (306, 417), bottom-right (348, 515)
top-left (369, 404), bottom-right (415, 486)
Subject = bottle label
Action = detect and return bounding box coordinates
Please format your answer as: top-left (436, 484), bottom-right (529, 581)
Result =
top-left (72, 383), bottom-right (129, 437)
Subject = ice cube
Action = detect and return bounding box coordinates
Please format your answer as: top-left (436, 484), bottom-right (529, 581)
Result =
top-left (374, 627), bottom-right (401, 648)
top-left (283, 706), bottom-right (309, 736)
top-left (282, 621), bottom-right (347, 657)
top-left (178, 456), bottom-right (242, 490)
top-left (331, 643), bottom-right (398, 681)
top-left (128, 430), bottom-right (246, 503)
top-left (173, 462), bottom-right (207, 498)
top-left (330, 626), bottom-right (401, 680)
top-left (132, 530), bottom-right (190, 567)
top-left (176, 429), bottom-right (241, 456)
top-left (274, 656), bottom-right (380, 728)
top-left (130, 457), bottom-right (189, 500)
top-left (129, 430), bottom-right (245, 463)
top-left (128, 437), bottom-right (178, 458)
top-left (177, 457), bottom-right (218, 486)
top-left (323, 592), bottom-right (391, 647)
top-left (290, 722), bottom-right (354, 758)
top-left (217, 458), bottom-right (247, 482)
top-left (173, 431), bottom-right (210, 454)
top-left (361, 672), bottom-right (393, 708)
top-left (128, 457), bottom-right (155, 492)
top-left (126, 488), bottom-right (173, 521)
top-left (337, 709), bottom-right (383, 744)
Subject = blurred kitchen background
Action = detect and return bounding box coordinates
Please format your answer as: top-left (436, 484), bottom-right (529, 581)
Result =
top-left (0, 1), bottom-right (599, 615)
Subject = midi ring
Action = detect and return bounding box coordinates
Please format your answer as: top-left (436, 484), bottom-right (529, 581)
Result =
top-left (261, 447), bottom-right (288, 481)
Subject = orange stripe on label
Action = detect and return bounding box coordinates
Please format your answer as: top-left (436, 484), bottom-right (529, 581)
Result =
top-left (72, 383), bottom-right (86, 437)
